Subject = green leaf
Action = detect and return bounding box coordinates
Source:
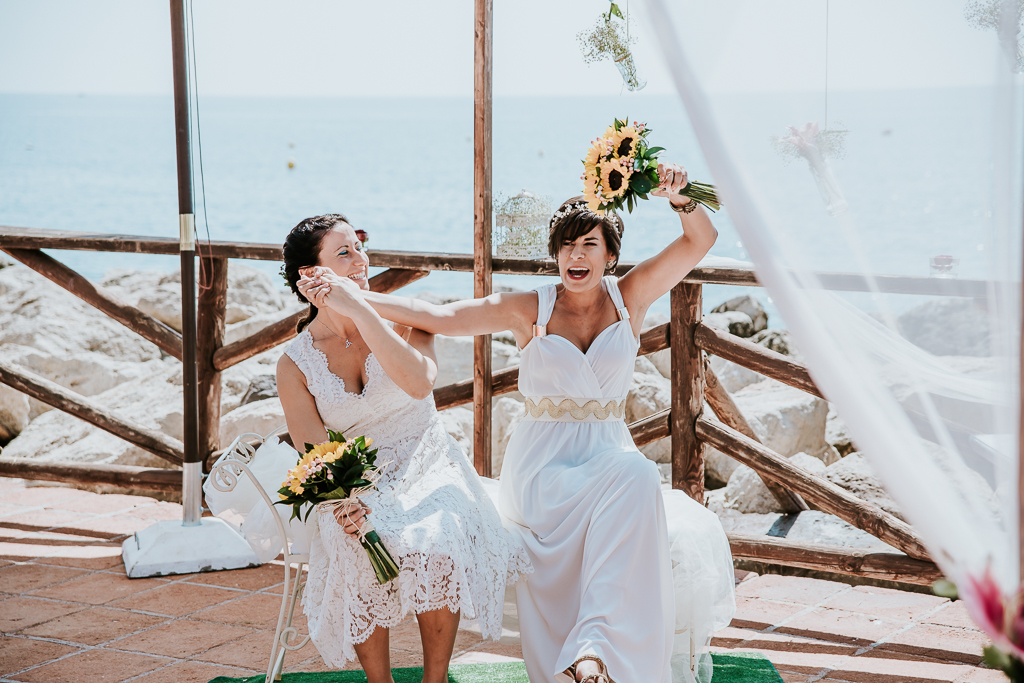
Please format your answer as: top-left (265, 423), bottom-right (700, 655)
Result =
top-left (304, 443), bottom-right (315, 453)
top-left (983, 644), bottom-right (1013, 673)
top-left (631, 175), bottom-right (653, 194)
top-left (931, 579), bottom-right (958, 600)
top-left (646, 146), bottom-right (665, 157)
top-left (609, 2), bottom-right (624, 20)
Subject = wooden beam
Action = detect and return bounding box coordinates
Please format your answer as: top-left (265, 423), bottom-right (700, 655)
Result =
top-left (727, 532), bottom-right (943, 586)
top-left (473, 0), bottom-right (493, 479)
top-left (2, 248), bottom-right (183, 360)
top-left (704, 361), bottom-right (808, 513)
top-left (671, 283), bottom-right (704, 501)
top-left (0, 459), bottom-right (182, 492)
top-left (212, 268), bottom-right (429, 371)
top-left (696, 417), bottom-right (930, 561)
top-left (0, 228), bottom-right (758, 283)
top-left (695, 322), bottom-right (824, 399)
top-left (0, 228), bottom-right (997, 298)
top-left (0, 359), bottom-right (184, 466)
top-left (629, 408), bottom-right (671, 448)
top-left (638, 322), bottom-right (670, 356)
top-left (197, 257), bottom-right (228, 460)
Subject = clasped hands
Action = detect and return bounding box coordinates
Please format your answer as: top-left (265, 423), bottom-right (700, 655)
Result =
top-left (297, 266), bottom-right (364, 314)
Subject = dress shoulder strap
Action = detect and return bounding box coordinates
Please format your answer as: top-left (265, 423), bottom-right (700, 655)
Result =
top-left (533, 283), bottom-right (557, 336)
top-left (603, 276), bottom-right (630, 323)
top-left (284, 330), bottom-right (321, 391)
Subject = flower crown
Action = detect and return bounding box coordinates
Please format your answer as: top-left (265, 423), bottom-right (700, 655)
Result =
top-left (549, 200), bottom-right (622, 236)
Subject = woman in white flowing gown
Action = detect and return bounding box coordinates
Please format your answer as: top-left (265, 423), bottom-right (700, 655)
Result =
top-left (212, 214), bottom-right (531, 683)
top-left (302, 163), bottom-right (736, 683)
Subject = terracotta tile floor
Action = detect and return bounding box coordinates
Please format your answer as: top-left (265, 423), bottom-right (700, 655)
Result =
top-left (0, 478), bottom-right (1002, 682)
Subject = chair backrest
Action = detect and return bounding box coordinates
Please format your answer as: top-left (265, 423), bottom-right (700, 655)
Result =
top-left (207, 426), bottom-right (301, 559)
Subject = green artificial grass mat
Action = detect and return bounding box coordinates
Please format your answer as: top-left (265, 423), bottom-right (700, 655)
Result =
top-left (208, 652), bottom-right (782, 683)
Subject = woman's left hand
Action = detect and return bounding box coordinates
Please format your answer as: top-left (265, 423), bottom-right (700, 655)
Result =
top-left (652, 161), bottom-right (690, 205)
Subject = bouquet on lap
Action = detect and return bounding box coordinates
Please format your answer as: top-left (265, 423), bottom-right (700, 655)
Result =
top-left (582, 117), bottom-right (720, 214)
top-left (276, 430), bottom-right (400, 584)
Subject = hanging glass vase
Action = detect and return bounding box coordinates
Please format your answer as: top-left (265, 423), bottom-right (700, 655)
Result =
top-left (613, 48), bottom-right (647, 92)
top-left (771, 121), bottom-right (849, 216)
top-left (494, 190), bottom-right (552, 260)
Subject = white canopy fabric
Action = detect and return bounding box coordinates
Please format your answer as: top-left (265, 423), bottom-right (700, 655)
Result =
top-left (640, 0), bottom-right (1021, 591)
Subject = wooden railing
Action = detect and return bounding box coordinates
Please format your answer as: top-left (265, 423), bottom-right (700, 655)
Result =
top-left (1, 225), bottom-right (986, 589)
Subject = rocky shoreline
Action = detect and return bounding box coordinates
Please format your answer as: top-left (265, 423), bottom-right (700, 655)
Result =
top-left (0, 255), bottom-right (984, 551)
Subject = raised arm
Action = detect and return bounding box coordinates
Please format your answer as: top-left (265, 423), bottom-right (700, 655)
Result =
top-left (619, 162), bottom-right (718, 332)
top-left (301, 270), bottom-right (540, 348)
top-left (343, 302), bottom-right (439, 400)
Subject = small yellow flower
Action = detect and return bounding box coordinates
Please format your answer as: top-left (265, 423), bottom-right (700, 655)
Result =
top-left (363, 437), bottom-right (373, 448)
top-left (288, 481), bottom-right (305, 495)
top-left (600, 159), bottom-right (630, 199)
top-left (308, 441), bottom-right (344, 462)
top-left (611, 127), bottom-right (639, 159)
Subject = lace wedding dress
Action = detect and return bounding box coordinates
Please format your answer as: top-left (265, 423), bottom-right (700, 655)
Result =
top-left (211, 328), bottom-right (531, 668)
top-left (499, 277), bottom-right (736, 683)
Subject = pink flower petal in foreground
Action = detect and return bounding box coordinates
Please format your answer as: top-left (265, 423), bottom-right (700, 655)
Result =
top-left (961, 566), bottom-right (1024, 660)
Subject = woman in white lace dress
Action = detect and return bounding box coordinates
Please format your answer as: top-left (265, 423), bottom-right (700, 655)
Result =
top-left (302, 164), bottom-right (736, 683)
top-left (276, 214), bottom-right (530, 682)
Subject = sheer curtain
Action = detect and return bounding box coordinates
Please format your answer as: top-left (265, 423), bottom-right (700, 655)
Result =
top-left (639, 0), bottom-right (1021, 591)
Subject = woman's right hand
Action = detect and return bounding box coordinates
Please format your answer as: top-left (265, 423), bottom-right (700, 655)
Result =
top-left (297, 266), bottom-right (366, 316)
top-left (332, 501), bottom-right (372, 537)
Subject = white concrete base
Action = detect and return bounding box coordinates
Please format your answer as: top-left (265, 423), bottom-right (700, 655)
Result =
top-left (122, 517), bottom-right (261, 578)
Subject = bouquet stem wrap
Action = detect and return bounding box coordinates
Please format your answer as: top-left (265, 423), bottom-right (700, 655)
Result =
top-left (320, 497), bottom-right (400, 585)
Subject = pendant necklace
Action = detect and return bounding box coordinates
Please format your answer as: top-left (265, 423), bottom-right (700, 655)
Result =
top-left (318, 318), bottom-right (353, 349)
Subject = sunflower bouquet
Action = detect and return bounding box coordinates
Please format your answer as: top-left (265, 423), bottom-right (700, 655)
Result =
top-left (582, 118), bottom-right (720, 214)
top-left (276, 430), bottom-right (400, 584)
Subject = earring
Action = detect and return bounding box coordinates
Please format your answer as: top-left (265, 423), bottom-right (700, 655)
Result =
top-left (605, 261), bottom-right (615, 271)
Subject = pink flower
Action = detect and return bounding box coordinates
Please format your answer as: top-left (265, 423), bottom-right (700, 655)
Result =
top-left (961, 566), bottom-right (1024, 660)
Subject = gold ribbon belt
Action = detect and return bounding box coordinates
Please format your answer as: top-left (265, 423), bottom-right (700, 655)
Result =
top-left (522, 397), bottom-right (626, 423)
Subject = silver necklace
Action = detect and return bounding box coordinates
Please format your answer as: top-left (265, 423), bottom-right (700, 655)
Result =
top-left (317, 317), bottom-right (353, 349)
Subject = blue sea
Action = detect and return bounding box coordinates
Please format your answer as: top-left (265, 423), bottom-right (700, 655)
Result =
top-left (0, 91), bottom-right (1010, 323)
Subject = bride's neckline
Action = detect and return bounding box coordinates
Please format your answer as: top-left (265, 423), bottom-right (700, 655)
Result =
top-left (304, 331), bottom-right (376, 399)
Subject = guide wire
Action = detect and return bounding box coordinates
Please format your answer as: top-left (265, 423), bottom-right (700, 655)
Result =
top-left (186, 0), bottom-right (214, 293)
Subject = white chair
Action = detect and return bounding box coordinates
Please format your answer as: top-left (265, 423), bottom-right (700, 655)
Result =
top-left (208, 428), bottom-right (310, 682)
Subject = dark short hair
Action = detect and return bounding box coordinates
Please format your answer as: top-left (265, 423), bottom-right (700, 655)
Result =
top-left (547, 196), bottom-right (624, 270)
top-left (281, 213), bottom-right (351, 332)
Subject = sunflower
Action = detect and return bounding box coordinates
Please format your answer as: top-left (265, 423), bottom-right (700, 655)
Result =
top-left (611, 127), bottom-right (639, 159)
top-left (308, 440), bottom-right (345, 463)
top-left (583, 143), bottom-right (603, 172)
top-left (600, 159), bottom-right (631, 199)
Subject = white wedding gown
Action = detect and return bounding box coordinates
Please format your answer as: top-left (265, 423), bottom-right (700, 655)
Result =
top-left (208, 328), bottom-right (531, 668)
top-left (499, 277), bottom-right (736, 683)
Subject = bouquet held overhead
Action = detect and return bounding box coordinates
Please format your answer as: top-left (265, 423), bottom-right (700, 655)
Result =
top-left (582, 118), bottom-right (720, 214)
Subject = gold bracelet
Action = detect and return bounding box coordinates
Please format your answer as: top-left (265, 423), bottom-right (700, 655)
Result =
top-left (671, 198), bottom-right (698, 214)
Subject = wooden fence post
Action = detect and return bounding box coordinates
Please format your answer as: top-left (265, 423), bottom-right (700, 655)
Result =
top-left (473, 0), bottom-right (493, 478)
top-left (197, 256), bottom-right (228, 465)
top-left (670, 282), bottom-right (705, 501)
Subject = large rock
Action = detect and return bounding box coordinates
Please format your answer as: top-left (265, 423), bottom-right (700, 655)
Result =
top-left (0, 384), bottom-right (30, 442)
top-left (711, 295), bottom-right (768, 334)
top-left (721, 452), bottom-right (825, 514)
top-left (219, 398), bottom-right (286, 446)
top-left (101, 264), bottom-right (289, 332)
top-left (434, 336), bottom-right (519, 388)
top-left (824, 453), bottom-right (904, 521)
top-left (704, 311), bottom-right (755, 338)
top-left (704, 379), bottom-right (832, 487)
top-left (625, 371), bottom-right (671, 463)
top-left (634, 355), bottom-right (661, 377)
top-left (749, 329), bottom-right (801, 359)
top-left (825, 405), bottom-right (856, 457)
top-left (0, 365), bottom-right (185, 468)
top-left (240, 374), bottom-right (278, 407)
top-left (896, 297), bottom-right (989, 357)
top-left (491, 397), bottom-right (525, 473)
top-left (709, 356), bottom-right (764, 393)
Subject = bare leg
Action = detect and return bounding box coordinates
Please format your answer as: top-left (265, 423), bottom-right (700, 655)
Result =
top-left (353, 626), bottom-right (394, 683)
top-left (416, 608), bottom-right (461, 683)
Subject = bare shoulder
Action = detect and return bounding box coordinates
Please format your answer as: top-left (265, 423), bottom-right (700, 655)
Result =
top-left (276, 352), bottom-right (306, 388)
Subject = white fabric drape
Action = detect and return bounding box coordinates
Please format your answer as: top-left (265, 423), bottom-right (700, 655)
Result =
top-left (639, 0), bottom-right (1021, 591)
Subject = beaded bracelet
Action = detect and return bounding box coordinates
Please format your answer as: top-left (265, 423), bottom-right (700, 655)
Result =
top-left (671, 198), bottom-right (698, 214)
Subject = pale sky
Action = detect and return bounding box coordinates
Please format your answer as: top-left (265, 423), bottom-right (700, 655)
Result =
top-left (0, 0), bottom-right (1006, 97)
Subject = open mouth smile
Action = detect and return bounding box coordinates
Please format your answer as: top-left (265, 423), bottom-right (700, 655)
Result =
top-left (348, 269), bottom-right (367, 281)
top-left (567, 267), bottom-right (590, 281)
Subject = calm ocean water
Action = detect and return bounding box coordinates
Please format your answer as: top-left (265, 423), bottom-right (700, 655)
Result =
top-left (0, 90), bottom-right (1007, 322)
